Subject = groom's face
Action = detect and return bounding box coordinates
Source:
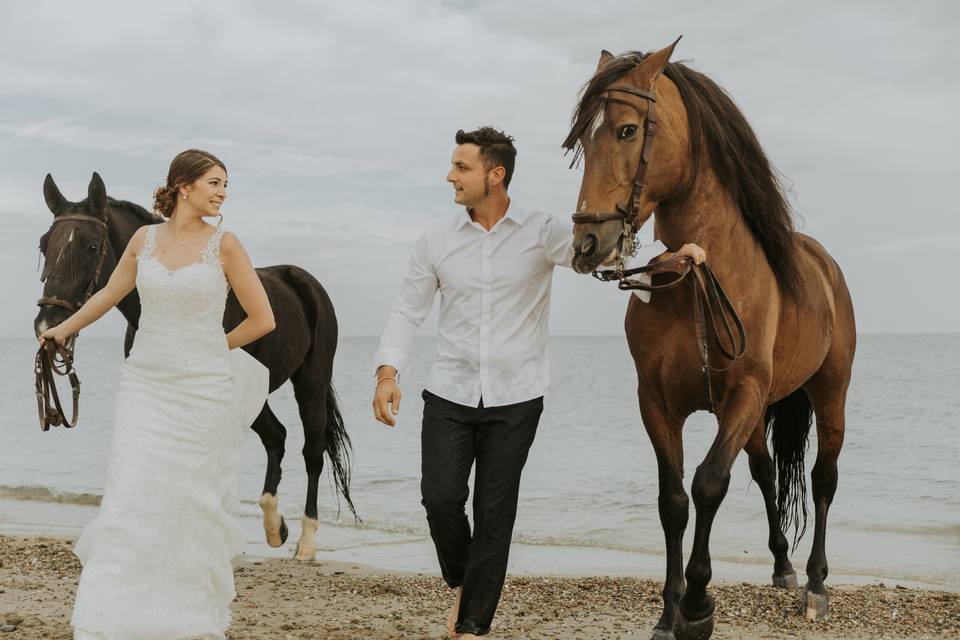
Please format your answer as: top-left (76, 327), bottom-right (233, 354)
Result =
top-left (447, 143), bottom-right (492, 208)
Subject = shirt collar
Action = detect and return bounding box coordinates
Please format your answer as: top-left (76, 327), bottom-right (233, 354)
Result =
top-left (457, 201), bottom-right (526, 230)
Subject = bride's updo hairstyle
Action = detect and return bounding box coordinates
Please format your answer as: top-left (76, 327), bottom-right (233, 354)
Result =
top-left (153, 149), bottom-right (227, 218)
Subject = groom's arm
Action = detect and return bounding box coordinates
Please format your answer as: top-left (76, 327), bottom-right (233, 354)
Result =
top-left (541, 214), bottom-right (576, 269)
top-left (372, 232), bottom-right (438, 426)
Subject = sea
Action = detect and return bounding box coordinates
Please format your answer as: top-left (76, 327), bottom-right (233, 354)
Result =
top-left (1, 335), bottom-right (958, 590)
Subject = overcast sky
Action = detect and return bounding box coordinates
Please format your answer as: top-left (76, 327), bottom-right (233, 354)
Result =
top-left (2, 0), bottom-right (957, 337)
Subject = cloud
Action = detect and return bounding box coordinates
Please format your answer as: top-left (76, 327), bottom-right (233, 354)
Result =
top-left (1, 0), bottom-right (958, 335)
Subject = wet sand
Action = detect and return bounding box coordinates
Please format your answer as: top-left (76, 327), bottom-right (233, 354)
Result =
top-left (0, 535), bottom-right (957, 639)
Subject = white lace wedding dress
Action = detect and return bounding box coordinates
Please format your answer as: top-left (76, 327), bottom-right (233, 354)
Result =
top-left (71, 225), bottom-right (268, 640)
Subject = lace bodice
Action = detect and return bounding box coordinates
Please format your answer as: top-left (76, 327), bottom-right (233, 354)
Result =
top-left (132, 225), bottom-right (230, 370)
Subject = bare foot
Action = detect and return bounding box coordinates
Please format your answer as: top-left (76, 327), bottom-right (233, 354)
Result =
top-left (446, 586), bottom-right (463, 638)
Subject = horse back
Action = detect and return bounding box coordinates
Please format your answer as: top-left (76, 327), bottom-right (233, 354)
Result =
top-left (223, 265), bottom-right (337, 392)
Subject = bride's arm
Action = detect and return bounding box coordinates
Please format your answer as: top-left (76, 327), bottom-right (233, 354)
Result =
top-left (220, 232), bottom-right (276, 350)
top-left (38, 227), bottom-right (145, 346)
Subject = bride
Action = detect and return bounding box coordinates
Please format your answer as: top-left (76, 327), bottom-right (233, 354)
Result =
top-left (39, 149), bottom-right (276, 640)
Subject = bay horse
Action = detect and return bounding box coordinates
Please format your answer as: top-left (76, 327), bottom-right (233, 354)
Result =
top-left (565, 40), bottom-right (855, 639)
top-left (33, 172), bottom-right (356, 561)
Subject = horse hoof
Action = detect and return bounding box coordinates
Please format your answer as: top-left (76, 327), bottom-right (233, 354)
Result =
top-left (675, 612), bottom-right (714, 640)
top-left (264, 516), bottom-right (289, 548)
top-left (294, 516), bottom-right (319, 561)
top-left (259, 493), bottom-right (286, 547)
top-left (772, 570), bottom-right (798, 589)
top-left (803, 588), bottom-right (829, 621)
top-left (294, 543), bottom-right (316, 561)
top-left (651, 628), bottom-right (677, 640)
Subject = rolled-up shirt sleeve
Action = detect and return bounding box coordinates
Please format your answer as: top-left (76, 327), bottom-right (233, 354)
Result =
top-left (373, 231), bottom-right (438, 376)
top-left (541, 214), bottom-right (575, 268)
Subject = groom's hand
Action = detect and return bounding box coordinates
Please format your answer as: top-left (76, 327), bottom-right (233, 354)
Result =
top-left (373, 365), bottom-right (401, 427)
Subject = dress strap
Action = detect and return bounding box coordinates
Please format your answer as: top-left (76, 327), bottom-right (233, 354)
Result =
top-left (200, 227), bottom-right (226, 265)
top-left (141, 224), bottom-right (158, 259)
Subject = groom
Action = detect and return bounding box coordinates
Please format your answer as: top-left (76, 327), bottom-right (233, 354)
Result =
top-left (372, 126), bottom-right (703, 637)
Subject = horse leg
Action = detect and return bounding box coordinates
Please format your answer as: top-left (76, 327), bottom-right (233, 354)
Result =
top-left (743, 420), bottom-right (796, 588)
top-left (677, 382), bottom-right (766, 640)
top-left (800, 371), bottom-right (849, 620)
top-left (639, 398), bottom-right (688, 640)
top-left (290, 367), bottom-right (329, 562)
top-left (250, 402), bottom-right (289, 547)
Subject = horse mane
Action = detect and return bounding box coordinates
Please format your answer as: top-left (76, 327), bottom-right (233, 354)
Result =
top-left (106, 197), bottom-right (163, 225)
top-left (564, 52), bottom-right (804, 300)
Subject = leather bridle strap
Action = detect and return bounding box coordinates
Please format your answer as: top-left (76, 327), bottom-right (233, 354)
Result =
top-left (37, 215), bottom-right (110, 313)
top-left (35, 340), bottom-right (80, 431)
top-left (571, 84), bottom-right (658, 226)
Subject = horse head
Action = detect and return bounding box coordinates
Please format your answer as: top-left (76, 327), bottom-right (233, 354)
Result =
top-left (34, 172), bottom-right (116, 341)
top-left (564, 39), bottom-right (686, 274)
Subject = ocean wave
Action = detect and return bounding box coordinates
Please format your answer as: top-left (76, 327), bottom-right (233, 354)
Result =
top-left (0, 485), bottom-right (102, 506)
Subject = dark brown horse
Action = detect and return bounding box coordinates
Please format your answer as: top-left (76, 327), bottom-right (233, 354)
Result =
top-left (34, 172), bottom-right (356, 561)
top-left (565, 41), bottom-right (855, 639)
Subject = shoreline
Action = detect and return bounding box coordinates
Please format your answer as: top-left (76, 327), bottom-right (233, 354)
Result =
top-left (1, 534), bottom-right (958, 639)
top-left (1, 495), bottom-right (954, 594)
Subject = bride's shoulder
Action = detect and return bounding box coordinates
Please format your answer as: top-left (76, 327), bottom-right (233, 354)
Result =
top-left (218, 230), bottom-right (245, 255)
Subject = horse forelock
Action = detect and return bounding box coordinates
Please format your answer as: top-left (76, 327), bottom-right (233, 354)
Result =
top-left (563, 53), bottom-right (647, 163)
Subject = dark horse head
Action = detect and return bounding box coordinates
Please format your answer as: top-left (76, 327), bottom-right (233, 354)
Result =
top-left (35, 173), bottom-right (154, 343)
top-left (35, 173), bottom-right (112, 343)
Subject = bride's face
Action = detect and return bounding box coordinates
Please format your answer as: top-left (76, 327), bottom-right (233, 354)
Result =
top-left (182, 166), bottom-right (227, 219)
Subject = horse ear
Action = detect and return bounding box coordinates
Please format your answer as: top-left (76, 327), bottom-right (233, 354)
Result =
top-left (597, 49), bottom-right (614, 71)
top-left (633, 35), bottom-right (682, 86)
top-left (43, 174), bottom-right (67, 215)
top-left (87, 172), bottom-right (107, 219)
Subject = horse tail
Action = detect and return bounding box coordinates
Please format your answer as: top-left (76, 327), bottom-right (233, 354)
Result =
top-left (765, 388), bottom-right (813, 550)
top-left (323, 383), bottom-right (359, 521)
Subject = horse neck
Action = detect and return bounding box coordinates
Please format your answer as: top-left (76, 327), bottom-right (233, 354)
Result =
top-left (655, 169), bottom-right (766, 282)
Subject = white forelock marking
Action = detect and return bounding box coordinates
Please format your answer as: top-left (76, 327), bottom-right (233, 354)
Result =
top-left (54, 229), bottom-right (74, 266)
top-left (590, 110), bottom-right (605, 141)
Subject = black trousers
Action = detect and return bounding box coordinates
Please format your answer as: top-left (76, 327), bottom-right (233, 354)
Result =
top-left (420, 390), bottom-right (542, 636)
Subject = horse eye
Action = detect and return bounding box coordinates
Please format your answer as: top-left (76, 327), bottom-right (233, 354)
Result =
top-left (618, 125), bottom-right (639, 140)
top-left (87, 242), bottom-right (100, 254)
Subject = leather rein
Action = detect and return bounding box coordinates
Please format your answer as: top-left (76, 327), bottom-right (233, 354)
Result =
top-left (569, 84), bottom-right (746, 412)
top-left (34, 214), bottom-right (109, 431)
top-left (35, 341), bottom-right (80, 431)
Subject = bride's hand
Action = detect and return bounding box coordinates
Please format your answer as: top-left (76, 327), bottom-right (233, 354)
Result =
top-left (38, 325), bottom-right (71, 347)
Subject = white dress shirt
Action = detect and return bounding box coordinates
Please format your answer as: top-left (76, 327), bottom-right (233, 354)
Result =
top-left (374, 205), bottom-right (574, 408)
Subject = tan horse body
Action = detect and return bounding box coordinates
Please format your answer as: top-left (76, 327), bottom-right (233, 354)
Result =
top-left (567, 41), bottom-right (855, 640)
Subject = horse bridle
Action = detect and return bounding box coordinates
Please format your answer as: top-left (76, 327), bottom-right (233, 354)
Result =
top-left (34, 214), bottom-right (109, 432)
top-left (570, 83), bottom-right (659, 269)
top-left (37, 214), bottom-right (111, 313)
top-left (568, 83), bottom-right (747, 413)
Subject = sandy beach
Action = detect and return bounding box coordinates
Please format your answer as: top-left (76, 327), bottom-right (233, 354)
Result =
top-left (1, 535), bottom-right (956, 639)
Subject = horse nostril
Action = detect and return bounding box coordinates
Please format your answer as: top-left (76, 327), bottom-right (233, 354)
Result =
top-left (580, 234), bottom-right (598, 257)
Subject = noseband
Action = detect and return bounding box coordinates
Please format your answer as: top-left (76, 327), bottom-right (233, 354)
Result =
top-left (37, 214), bottom-right (110, 313)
